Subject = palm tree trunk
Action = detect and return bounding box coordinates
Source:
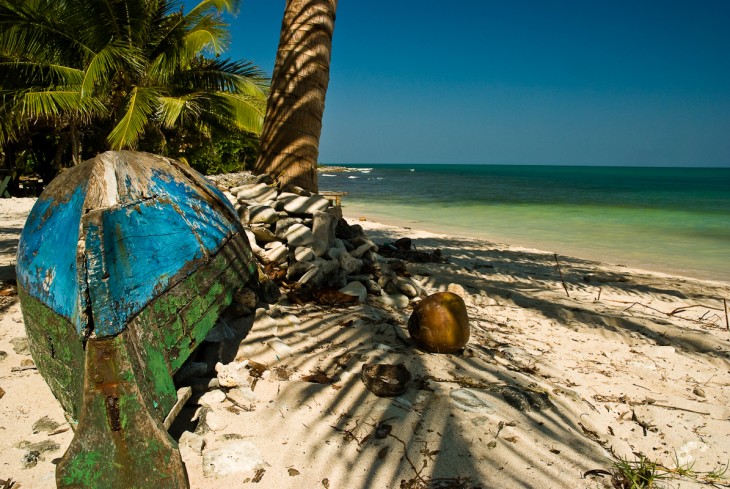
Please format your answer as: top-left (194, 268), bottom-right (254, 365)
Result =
top-left (70, 124), bottom-right (82, 166)
top-left (253, 0), bottom-right (338, 193)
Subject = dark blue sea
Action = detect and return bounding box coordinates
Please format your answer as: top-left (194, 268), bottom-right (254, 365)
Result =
top-left (319, 164), bottom-right (730, 282)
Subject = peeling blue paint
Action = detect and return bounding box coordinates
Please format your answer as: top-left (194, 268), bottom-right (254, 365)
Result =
top-left (16, 152), bottom-right (245, 338)
top-left (16, 186), bottom-right (87, 324)
top-left (148, 168), bottom-right (238, 252)
top-left (85, 198), bottom-right (208, 337)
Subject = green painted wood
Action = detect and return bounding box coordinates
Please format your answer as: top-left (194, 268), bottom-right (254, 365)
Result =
top-left (123, 234), bottom-right (255, 418)
top-left (56, 334), bottom-right (189, 489)
top-left (18, 286), bottom-right (85, 421)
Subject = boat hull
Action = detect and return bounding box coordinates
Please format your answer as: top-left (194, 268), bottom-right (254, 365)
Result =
top-left (16, 151), bottom-right (258, 488)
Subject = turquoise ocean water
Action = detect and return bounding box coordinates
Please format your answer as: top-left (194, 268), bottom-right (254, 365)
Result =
top-left (319, 164), bottom-right (730, 282)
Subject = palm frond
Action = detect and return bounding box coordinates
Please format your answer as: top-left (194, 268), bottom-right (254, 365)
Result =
top-left (157, 93), bottom-right (204, 128)
top-left (182, 14), bottom-right (231, 57)
top-left (184, 0), bottom-right (241, 21)
top-left (108, 86), bottom-right (159, 149)
top-left (208, 91), bottom-right (265, 134)
top-left (176, 58), bottom-right (268, 94)
top-left (0, 61), bottom-right (84, 88)
top-left (0, 2), bottom-right (95, 60)
top-left (81, 41), bottom-right (144, 97)
top-left (20, 89), bottom-right (91, 120)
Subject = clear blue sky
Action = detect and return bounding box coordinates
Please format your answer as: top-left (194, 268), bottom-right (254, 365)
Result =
top-left (188, 0), bottom-right (730, 167)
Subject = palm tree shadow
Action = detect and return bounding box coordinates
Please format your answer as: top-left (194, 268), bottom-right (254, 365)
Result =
top-left (185, 225), bottom-right (730, 488)
top-left (195, 287), bottom-right (612, 488)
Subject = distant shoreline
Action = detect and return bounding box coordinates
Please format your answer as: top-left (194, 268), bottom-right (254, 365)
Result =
top-left (320, 164), bottom-right (730, 283)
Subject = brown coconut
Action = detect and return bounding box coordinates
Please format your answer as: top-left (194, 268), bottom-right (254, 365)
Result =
top-left (408, 291), bottom-right (470, 353)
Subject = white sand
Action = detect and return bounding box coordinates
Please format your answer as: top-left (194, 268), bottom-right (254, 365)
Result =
top-left (1, 198), bottom-right (729, 488)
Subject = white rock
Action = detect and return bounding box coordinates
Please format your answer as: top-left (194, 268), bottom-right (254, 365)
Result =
top-left (227, 387), bottom-right (257, 405)
top-left (264, 240), bottom-right (284, 250)
top-left (263, 242), bottom-right (287, 265)
top-left (298, 266), bottom-right (320, 284)
top-left (365, 280), bottom-right (382, 294)
top-left (374, 293), bottom-right (410, 309)
top-left (203, 441), bottom-right (265, 477)
top-left (339, 281), bottom-right (367, 303)
top-left (284, 223), bottom-right (314, 246)
top-left (244, 229), bottom-right (263, 253)
top-left (179, 431), bottom-right (205, 455)
top-left (236, 183), bottom-right (277, 202)
top-left (329, 247), bottom-right (362, 275)
top-left (294, 246), bottom-right (315, 262)
top-left (349, 242), bottom-right (374, 258)
top-left (287, 261), bottom-right (316, 281)
top-left (203, 410), bottom-right (229, 432)
top-left (311, 208), bottom-right (341, 256)
top-left (247, 205), bottom-right (279, 224)
top-left (395, 277), bottom-right (420, 298)
top-left (274, 217), bottom-right (301, 238)
top-left (281, 195), bottom-right (331, 215)
top-left (223, 191), bottom-right (236, 205)
top-left (198, 389), bottom-right (227, 407)
top-left (215, 361), bottom-right (249, 388)
top-left (446, 283), bottom-right (467, 298)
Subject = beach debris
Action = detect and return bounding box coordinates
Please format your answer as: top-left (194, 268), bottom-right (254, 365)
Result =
top-left (0, 351), bottom-right (7, 362)
top-left (554, 253), bottom-right (570, 297)
top-left (9, 337), bottom-right (29, 355)
top-left (32, 415), bottom-right (60, 434)
top-left (497, 385), bottom-right (552, 412)
top-left (302, 372), bottom-right (334, 384)
top-left (0, 387), bottom-right (4, 400)
top-left (311, 287), bottom-right (360, 306)
top-left (361, 363), bottom-right (411, 397)
top-left (393, 237), bottom-right (412, 250)
top-left (0, 478), bottom-right (16, 488)
top-left (202, 440), bottom-right (265, 477)
top-left (408, 292), bottom-right (470, 353)
top-left (378, 242), bottom-right (446, 263)
top-left (449, 389), bottom-right (496, 414)
top-left (22, 450), bottom-right (41, 468)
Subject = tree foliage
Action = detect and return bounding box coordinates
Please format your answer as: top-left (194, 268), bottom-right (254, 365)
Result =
top-left (0, 0), bottom-right (268, 178)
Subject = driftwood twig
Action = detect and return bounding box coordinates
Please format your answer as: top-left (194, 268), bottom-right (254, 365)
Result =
top-left (652, 404), bottom-right (711, 416)
top-left (554, 253), bottom-right (570, 297)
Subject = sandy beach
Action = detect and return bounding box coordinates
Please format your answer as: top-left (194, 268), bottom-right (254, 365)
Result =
top-left (1, 196), bottom-right (729, 488)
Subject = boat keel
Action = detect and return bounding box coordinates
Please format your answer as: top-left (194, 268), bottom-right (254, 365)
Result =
top-left (56, 334), bottom-right (189, 489)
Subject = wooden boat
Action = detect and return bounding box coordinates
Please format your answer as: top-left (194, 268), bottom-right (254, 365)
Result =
top-left (16, 151), bottom-right (258, 488)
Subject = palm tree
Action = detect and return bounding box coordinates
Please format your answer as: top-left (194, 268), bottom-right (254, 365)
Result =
top-left (0, 0), bottom-right (267, 169)
top-left (253, 0), bottom-right (338, 193)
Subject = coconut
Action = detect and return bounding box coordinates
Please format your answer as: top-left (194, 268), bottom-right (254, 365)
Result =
top-left (408, 291), bottom-right (470, 353)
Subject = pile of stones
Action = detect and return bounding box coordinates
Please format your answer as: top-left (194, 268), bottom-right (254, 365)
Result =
top-left (217, 176), bottom-right (424, 308)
